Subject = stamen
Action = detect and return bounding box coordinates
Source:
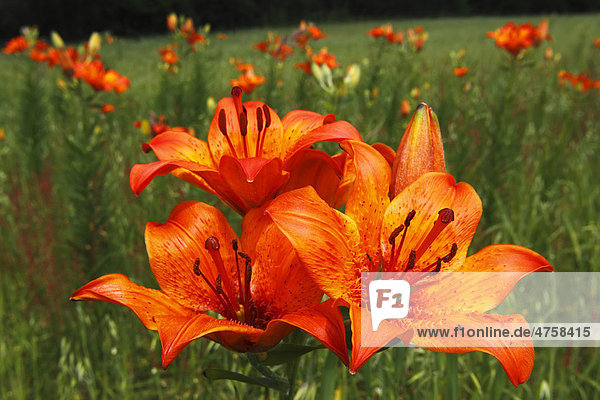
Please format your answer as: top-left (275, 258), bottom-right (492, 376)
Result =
top-left (232, 240), bottom-right (244, 304)
top-left (192, 259), bottom-right (235, 319)
top-left (432, 258), bottom-right (442, 274)
top-left (442, 243), bottom-right (458, 263)
top-left (193, 257), bottom-right (201, 275)
top-left (388, 224), bottom-right (404, 268)
top-left (393, 210), bottom-right (416, 267)
top-left (414, 208), bottom-right (454, 261)
top-left (255, 107), bottom-right (264, 157)
top-left (257, 105), bottom-right (271, 157)
top-left (218, 109), bottom-right (238, 158)
top-left (205, 236), bottom-right (238, 311)
top-left (231, 86), bottom-right (243, 118)
top-left (239, 112), bottom-right (249, 158)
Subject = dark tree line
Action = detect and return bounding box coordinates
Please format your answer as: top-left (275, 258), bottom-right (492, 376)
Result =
top-left (1, 0), bottom-right (598, 41)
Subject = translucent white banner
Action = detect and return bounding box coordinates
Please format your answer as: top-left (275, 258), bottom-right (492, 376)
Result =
top-left (360, 272), bottom-right (600, 347)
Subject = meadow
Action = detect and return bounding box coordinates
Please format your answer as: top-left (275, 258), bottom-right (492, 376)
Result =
top-left (0, 13), bottom-right (599, 399)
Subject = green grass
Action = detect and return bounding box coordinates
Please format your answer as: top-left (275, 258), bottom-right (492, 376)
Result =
top-left (1, 13), bottom-right (600, 399)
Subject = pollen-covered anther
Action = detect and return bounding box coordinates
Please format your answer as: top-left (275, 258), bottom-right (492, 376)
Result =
top-left (218, 109), bottom-right (228, 136)
top-left (388, 225), bottom-right (404, 245)
top-left (262, 105), bottom-right (271, 128)
top-left (404, 210), bottom-right (416, 227)
top-left (193, 257), bottom-right (201, 275)
top-left (232, 239), bottom-right (238, 252)
top-left (256, 107), bottom-right (264, 133)
top-left (442, 243), bottom-right (458, 263)
top-left (205, 236), bottom-right (220, 250)
top-left (438, 208), bottom-right (454, 224)
top-left (239, 112), bottom-right (248, 137)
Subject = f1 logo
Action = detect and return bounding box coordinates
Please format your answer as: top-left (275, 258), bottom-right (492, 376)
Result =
top-left (369, 280), bottom-right (411, 331)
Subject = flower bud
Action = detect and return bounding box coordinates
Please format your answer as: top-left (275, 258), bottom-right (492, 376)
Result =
top-left (343, 64), bottom-right (361, 90)
top-left (88, 32), bottom-right (101, 57)
top-left (51, 31), bottom-right (65, 49)
top-left (167, 13), bottom-right (178, 32)
top-left (390, 103), bottom-right (445, 197)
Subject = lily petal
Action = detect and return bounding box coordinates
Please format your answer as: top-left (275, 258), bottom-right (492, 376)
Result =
top-left (280, 148), bottom-right (344, 206)
top-left (381, 173), bottom-right (482, 272)
top-left (410, 313), bottom-right (534, 387)
top-left (341, 140), bottom-right (391, 261)
top-left (157, 312), bottom-right (264, 368)
top-left (242, 205), bottom-right (323, 316)
top-left (142, 130), bottom-right (215, 168)
top-left (208, 97), bottom-right (283, 161)
top-left (281, 111), bottom-right (362, 167)
top-left (199, 156), bottom-right (289, 212)
top-left (130, 159), bottom-right (215, 195)
top-left (265, 186), bottom-right (363, 304)
top-left (371, 142), bottom-right (396, 168)
top-left (268, 299), bottom-right (350, 366)
top-left (70, 273), bottom-right (194, 331)
top-left (145, 201), bottom-right (240, 314)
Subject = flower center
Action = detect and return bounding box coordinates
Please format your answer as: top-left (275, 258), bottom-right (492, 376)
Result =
top-left (192, 236), bottom-right (257, 326)
top-left (217, 87), bottom-right (272, 159)
top-left (388, 208), bottom-right (458, 275)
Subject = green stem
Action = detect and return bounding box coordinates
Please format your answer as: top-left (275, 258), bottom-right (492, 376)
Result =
top-left (246, 353), bottom-right (289, 393)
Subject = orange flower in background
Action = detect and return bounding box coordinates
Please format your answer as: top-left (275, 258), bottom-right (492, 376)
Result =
top-left (368, 24), bottom-right (403, 44)
top-left (99, 103), bottom-right (115, 113)
top-left (594, 38), bottom-right (600, 49)
top-left (158, 45), bottom-right (179, 65)
top-left (312, 47), bottom-right (339, 69)
top-left (103, 69), bottom-right (130, 93)
top-left (558, 70), bottom-right (600, 92)
top-left (230, 63), bottom-right (266, 94)
top-left (293, 21), bottom-right (328, 48)
top-left (73, 60), bottom-right (130, 93)
top-left (266, 139), bottom-right (552, 385)
top-left (400, 99), bottom-right (411, 118)
top-left (130, 87), bottom-right (362, 215)
top-left (406, 27), bottom-right (428, 51)
top-left (294, 60), bottom-right (312, 75)
top-left (218, 33), bottom-right (228, 41)
top-left (253, 34), bottom-right (294, 60)
top-left (2, 35), bottom-right (30, 54)
top-left (71, 201), bottom-right (348, 368)
top-left (486, 20), bottom-right (551, 57)
top-left (29, 40), bottom-right (50, 62)
top-left (454, 67), bottom-right (470, 77)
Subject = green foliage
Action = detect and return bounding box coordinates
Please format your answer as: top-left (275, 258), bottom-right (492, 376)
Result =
top-left (0, 13), bottom-right (600, 399)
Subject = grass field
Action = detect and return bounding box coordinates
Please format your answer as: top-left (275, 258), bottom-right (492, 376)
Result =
top-left (1, 13), bottom-right (599, 399)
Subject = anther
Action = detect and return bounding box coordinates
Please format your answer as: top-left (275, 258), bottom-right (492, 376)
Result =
top-left (438, 208), bottom-right (454, 224)
top-left (366, 253), bottom-right (372, 262)
top-left (193, 258), bottom-right (201, 275)
top-left (432, 258), bottom-right (442, 274)
top-left (231, 86), bottom-right (242, 98)
top-left (404, 210), bottom-right (416, 227)
top-left (205, 236), bottom-right (220, 250)
top-left (232, 239), bottom-right (238, 252)
top-left (218, 109), bottom-right (228, 136)
top-left (262, 105), bottom-right (271, 128)
top-left (256, 107), bottom-right (264, 133)
top-left (442, 243), bottom-right (458, 263)
top-left (388, 225), bottom-right (404, 245)
top-left (239, 112), bottom-right (248, 137)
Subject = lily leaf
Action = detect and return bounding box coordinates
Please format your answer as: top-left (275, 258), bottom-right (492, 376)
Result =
top-left (203, 368), bottom-right (287, 391)
top-left (260, 343), bottom-right (325, 366)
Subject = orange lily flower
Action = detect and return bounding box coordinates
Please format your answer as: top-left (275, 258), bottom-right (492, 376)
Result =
top-left (158, 45), bottom-right (179, 65)
top-left (29, 40), bottom-right (50, 62)
top-left (71, 201), bottom-right (348, 368)
top-left (99, 103), bottom-right (115, 113)
top-left (486, 20), bottom-right (551, 57)
top-left (130, 88), bottom-right (362, 214)
top-left (2, 35), bottom-right (30, 54)
top-left (312, 47), bottom-right (339, 69)
top-left (594, 38), bottom-right (600, 49)
top-left (266, 139), bottom-right (553, 385)
top-left (230, 63), bottom-right (266, 95)
top-left (453, 67), bottom-right (470, 77)
top-left (558, 70), bottom-right (600, 92)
